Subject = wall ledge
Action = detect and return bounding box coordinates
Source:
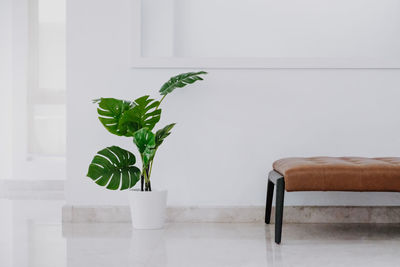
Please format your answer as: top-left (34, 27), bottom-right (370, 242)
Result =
top-left (62, 205), bottom-right (400, 224)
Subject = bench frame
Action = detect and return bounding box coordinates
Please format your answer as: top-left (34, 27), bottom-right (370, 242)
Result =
top-left (265, 170), bottom-right (285, 244)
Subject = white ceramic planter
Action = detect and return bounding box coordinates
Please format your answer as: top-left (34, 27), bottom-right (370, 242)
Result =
top-left (129, 189), bottom-right (168, 229)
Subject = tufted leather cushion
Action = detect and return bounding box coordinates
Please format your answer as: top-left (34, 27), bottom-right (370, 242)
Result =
top-left (273, 157), bottom-right (400, 192)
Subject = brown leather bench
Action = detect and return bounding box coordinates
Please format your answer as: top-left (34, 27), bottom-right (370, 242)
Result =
top-left (265, 157), bottom-right (400, 244)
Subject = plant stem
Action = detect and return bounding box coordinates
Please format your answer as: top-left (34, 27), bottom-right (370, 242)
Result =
top-left (145, 167), bottom-right (151, 192)
top-left (144, 172), bottom-right (148, 191)
top-left (155, 95), bottom-right (166, 110)
top-left (148, 159), bottom-right (154, 178)
top-left (139, 95), bottom-right (165, 192)
top-left (142, 165), bottom-right (152, 192)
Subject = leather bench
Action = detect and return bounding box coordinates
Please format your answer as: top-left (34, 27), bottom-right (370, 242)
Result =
top-left (265, 157), bottom-right (400, 244)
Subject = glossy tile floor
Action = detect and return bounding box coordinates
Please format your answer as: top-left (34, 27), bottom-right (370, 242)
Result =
top-left (1, 199), bottom-right (400, 267)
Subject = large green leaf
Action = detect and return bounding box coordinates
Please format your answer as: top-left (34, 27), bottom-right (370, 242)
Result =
top-left (133, 128), bottom-right (156, 166)
top-left (87, 146), bottom-right (140, 190)
top-left (93, 98), bottom-right (133, 136)
top-left (120, 95), bottom-right (161, 135)
top-left (155, 123), bottom-right (175, 148)
top-left (159, 71), bottom-right (207, 96)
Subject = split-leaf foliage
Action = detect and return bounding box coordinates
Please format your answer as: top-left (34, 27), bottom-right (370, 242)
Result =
top-left (87, 71), bottom-right (207, 191)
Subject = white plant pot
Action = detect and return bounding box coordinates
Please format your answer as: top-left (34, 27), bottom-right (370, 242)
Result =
top-left (129, 189), bottom-right (168, 229)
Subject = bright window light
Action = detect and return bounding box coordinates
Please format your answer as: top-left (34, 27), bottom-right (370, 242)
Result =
top-left (28, 0), bottom-right (66, 156)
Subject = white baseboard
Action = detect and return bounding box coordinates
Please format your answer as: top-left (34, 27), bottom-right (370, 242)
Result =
top-left (0, 180), bottom-right (64, 200)
top-left (62, 205), bottom-right (400, 223)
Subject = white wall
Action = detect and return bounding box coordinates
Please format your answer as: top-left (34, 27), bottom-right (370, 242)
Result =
top-left (66, 0), bottom-right (400, 206)
top-left (0, 0), bottom-right (13, 180)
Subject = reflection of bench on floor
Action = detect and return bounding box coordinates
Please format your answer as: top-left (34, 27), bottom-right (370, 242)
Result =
top-left (265, 157), bottom-right (400, 244)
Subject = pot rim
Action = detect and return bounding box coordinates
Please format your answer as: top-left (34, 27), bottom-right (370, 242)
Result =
top-left (129, 188), bottom-right (167, 193)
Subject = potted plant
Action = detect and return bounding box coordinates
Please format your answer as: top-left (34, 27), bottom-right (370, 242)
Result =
top-left (86, 71), bottom-right (207, 229)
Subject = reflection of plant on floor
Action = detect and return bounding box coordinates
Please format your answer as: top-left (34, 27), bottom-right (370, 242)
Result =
top-left (86, 71), bottom-right (207, 191)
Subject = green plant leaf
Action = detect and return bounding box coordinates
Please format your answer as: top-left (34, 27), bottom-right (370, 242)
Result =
top-left (159, 71), bottom-right (207, 96)
top-left (120, 95), bottom-right (161, 135)
top-left (133, 128), bottom-right (156, 166)
top-left (155, 123), bottom-right (175, 148)
top-left (87, 146), bottom-right (141, 190)
top-left (93, 98), bottom-right (134, 136)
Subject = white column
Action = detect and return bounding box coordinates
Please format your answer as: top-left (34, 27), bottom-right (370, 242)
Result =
top-left (0, 0), bottom-right (14, 180)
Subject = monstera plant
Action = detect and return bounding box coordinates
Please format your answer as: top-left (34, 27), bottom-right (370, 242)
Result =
top-left (86, 71), bottom-right (207, 192)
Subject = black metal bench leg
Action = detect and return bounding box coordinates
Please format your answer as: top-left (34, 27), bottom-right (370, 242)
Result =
top-left (275, 177), bottom-right (285, 244)
top-left (265, 179), bottom-right (274, 224)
